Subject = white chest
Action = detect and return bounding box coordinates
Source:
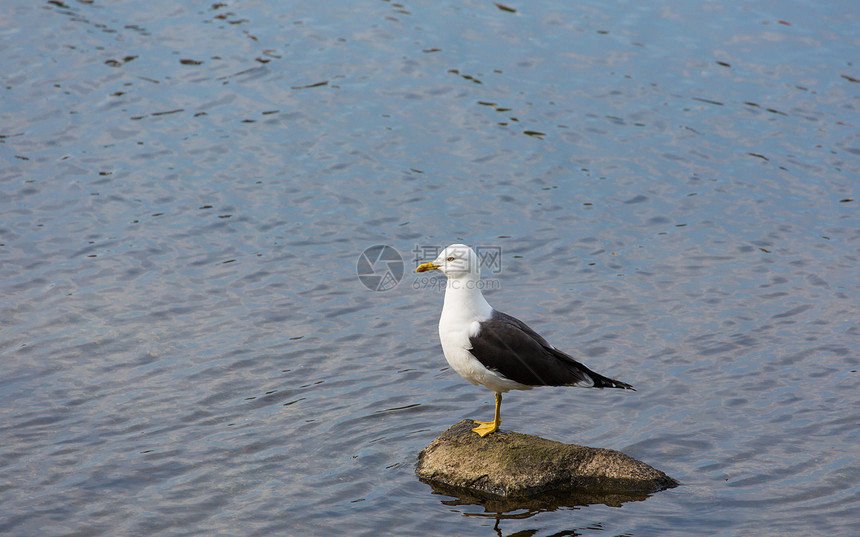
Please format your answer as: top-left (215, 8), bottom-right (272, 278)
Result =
top-left (437, 314), bottom-right (529, 393)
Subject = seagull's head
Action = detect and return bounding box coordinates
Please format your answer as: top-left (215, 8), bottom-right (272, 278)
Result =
top-left (416, 243), bottom-right (479, 279)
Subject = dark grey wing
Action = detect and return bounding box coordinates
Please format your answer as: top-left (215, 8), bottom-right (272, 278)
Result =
top-left (469, 311), bottom-right (634, 390)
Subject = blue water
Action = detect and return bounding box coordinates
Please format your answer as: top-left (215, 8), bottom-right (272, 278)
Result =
top-left (2, 1), bottom-right (858, 535)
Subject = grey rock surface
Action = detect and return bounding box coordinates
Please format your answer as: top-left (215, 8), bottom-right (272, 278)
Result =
top-left (416, 420), bottom-right (678, 499)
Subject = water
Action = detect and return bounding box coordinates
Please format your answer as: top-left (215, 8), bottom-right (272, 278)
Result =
top-left (1, 1), bottom-right (858, 535)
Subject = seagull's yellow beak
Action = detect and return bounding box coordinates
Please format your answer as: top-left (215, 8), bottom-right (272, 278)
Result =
top-left (415, 262), bottom-right (439, 273)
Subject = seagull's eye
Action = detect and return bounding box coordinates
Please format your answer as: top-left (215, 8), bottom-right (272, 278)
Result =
top-left (446, 256), bottom-right (455, 262)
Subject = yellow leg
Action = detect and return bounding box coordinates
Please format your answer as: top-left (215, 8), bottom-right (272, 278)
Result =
top-left (472, 392), bottom-right (502, 437)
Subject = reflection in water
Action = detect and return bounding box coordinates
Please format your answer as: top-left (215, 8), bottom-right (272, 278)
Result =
top-left (422, 478), bottom-right (659, 535)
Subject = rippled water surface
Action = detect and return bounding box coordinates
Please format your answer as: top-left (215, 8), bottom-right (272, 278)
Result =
top-left (2, 1), bottom-right (858, 535)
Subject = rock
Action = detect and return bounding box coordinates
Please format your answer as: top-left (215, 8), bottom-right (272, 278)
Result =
top-left (416, 420), bottom-right (678, 500)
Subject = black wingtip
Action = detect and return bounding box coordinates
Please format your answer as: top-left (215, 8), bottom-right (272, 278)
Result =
top-left (594, 377), bottom-right (634, 390)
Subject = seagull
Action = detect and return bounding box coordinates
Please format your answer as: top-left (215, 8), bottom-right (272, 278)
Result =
top-left (416, 244), bottom-right (634, 437)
